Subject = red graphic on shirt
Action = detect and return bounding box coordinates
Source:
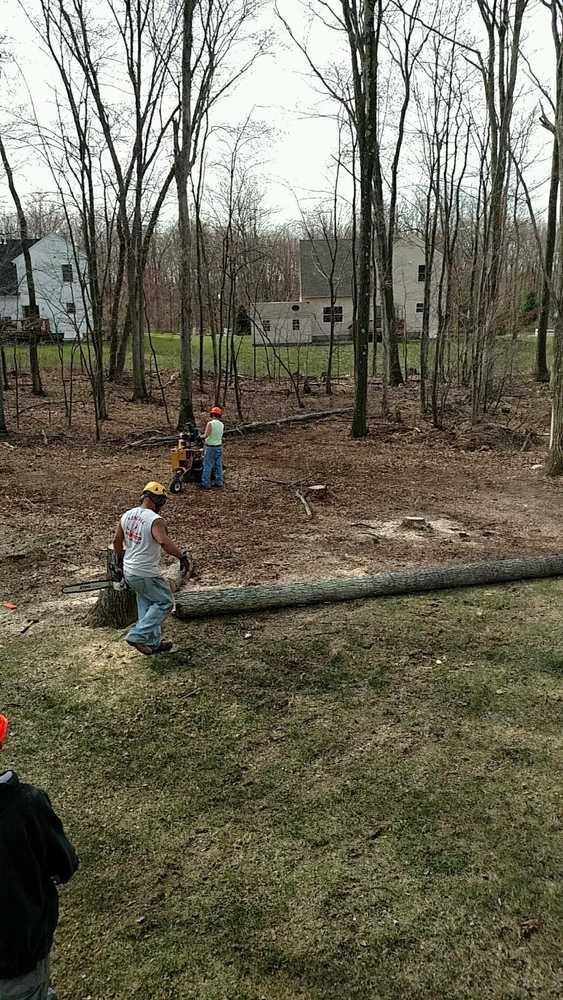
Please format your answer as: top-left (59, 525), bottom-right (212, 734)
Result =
top-left (124, 512), bottom-right (144, 545)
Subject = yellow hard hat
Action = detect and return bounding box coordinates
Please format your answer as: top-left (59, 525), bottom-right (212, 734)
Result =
top-left (142, 481), bottom-right (167, 497)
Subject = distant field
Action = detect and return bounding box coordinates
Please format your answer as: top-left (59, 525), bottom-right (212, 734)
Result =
top-left (7, 329), bottom-right (544, 380)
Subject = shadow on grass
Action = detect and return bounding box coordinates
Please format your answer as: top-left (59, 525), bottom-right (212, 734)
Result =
top-left (147, 649), bottom-right (196, 675)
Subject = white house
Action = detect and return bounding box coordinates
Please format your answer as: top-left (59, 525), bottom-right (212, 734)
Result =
top-left (0, 234), bottom-right (89, 341)
top-left (253, 236), bottom-right (441, 347)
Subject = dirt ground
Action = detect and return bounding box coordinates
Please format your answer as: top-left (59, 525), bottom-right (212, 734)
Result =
top-left (0, 367), bottom-right (561, 615)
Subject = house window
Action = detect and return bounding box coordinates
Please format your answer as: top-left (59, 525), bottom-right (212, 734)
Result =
top-left (66, 302), bottom-right (76, 315)
top-left (418, 264), bottom-right (426, 282)
top-left (323, 305), bottom-right (343, 323)
top-left (292, 318), bottom-right (300, 331)
top-left (263, 319), bottom-right (271, 332)
top-left (62, 264), bottom-right (73, 283)
top-left (416, 302), bottom-right (424, 314)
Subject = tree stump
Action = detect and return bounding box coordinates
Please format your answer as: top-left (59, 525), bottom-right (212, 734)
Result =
top-left (88, 548), bottom-right (137, 629)
top-left (401, 516), bottom-right (431, 532)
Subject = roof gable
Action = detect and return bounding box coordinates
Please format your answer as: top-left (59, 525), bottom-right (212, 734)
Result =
top-left (300, 239), bottom-right (355, 299)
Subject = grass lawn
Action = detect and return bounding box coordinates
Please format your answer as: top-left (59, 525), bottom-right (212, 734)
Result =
top-left (1, 580), bottom-right (561, 999)
top-left (8, 328), bottom-right (545, 380)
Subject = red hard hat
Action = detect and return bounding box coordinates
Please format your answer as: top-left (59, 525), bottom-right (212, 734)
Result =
top-left (210, 406), bottom-right (222, 416)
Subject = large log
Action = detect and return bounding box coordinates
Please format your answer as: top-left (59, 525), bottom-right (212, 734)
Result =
top-left (126, 407), bottom-right (354, 449)
top-left (175, 554), bottom-right (563, 620)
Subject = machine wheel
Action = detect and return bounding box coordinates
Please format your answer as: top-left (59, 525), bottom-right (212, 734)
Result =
top-left (169, 477), bottom-right (183, 495)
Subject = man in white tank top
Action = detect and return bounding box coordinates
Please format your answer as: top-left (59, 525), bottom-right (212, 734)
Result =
top-left (113, 482), bottom-right (189, 655)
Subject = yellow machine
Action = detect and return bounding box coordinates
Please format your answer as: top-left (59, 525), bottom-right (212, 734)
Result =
top-left (169, 424), bottom-right (205, 494)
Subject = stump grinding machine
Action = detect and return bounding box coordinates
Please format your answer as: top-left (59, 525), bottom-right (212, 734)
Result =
top-left (169, 423), bottom-right (205, 494)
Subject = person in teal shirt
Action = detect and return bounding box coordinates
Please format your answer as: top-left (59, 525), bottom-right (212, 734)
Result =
top-left (201, 405), bottom-right (225, 489)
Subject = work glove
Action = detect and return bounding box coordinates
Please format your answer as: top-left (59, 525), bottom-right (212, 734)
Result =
top-left (111, 551), bottom-right (124, 581)
top-left (179, 551), bottom-right (191, 578)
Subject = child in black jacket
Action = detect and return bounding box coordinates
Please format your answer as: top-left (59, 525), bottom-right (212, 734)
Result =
top-left (0, 715), bottom-right (79, 1000)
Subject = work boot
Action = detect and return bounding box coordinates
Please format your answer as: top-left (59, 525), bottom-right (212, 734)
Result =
top-left (126, 639), bottom-right (155, 656)
top-left (155, 641), bottom-right (173, 653)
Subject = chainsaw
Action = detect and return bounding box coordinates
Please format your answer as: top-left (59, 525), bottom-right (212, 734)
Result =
top-left (63, 550), bottom-right (127, 595)
top-left (62, 551), bottom-right (194, 595)
top-left (63, 576), bottom-right (127, 595)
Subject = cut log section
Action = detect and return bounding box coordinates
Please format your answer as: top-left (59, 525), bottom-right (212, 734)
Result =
top-left (174, 554), bottom-right (563, 621)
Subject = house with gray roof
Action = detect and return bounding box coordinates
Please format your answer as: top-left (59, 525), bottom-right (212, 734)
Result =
top-left (253, 236), bottom-right (440, 347)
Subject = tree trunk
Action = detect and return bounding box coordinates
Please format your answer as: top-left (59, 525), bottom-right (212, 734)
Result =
top-left (0, 135), bottom-right (45, 397)
top-left (115, 307), bottom-right (131, 381)
top-left (176, 174), bottom-right (195, 428)
top-left (175, 554), bottom-right (563, 620)
top-left (108, 227), bottom-right (127, 380)
top-left (348, 0), bottom-right (377, 439)
top-left (352, 138), bottom-right (373, 437)
top-left (380, 266), bottom-right (403, 386)
top-left (129, 265), bottom-right (148, 401)
top-left (536, 135), bottom-right (558, 383)
top-left (0, 373), bottom-right (6, 436)
top-left (1, 348), bottom-right (9, 392)
top-left (547, 5), bottom-right (563, 475)
top-left (175, 1), bottom-right (196, 429)
top-left (88, 548), bottom-right (137, 628)
top-left (326, 288), bottom-right (336, 396)
top-left (546, 316), bottom-right (563, 475)
top-left (28, 327), bottom-right (45, 398)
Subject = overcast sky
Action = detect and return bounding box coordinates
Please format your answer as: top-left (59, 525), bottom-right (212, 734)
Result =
top-left (0, 0), bottom-right (555, 226)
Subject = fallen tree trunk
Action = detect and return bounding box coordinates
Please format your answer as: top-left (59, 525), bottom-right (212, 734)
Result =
top-left (126, 407), bottom-right (354, 449)
top-left (175, 554), bottom-right (563, 620)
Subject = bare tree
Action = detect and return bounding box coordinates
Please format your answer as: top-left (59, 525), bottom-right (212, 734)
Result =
top-left (173, 0), bottom-right (268, 428)
top-left (277, 0), bottom-right (377, 435)
top-left (33, 0), bottom-right (181, 401)
top-left (339, 1), bottom-right (378, 435)
top-left (297, 120), bottom-right (350, 396)
top-left (534, 27), bottom-right (563, 383)
top-left (373, 0), bottom-right (431, 388)
top-left (536, 129), bottom-right (558, 383)
top-left (471, 0), bottom-right (531, 412)
top-left (545, 0), bottom-right (563, 474)
top-left (0, 135), bottom-right (46, 397)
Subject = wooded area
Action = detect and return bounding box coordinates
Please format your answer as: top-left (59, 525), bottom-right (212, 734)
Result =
top-left (0, 0), bottom-right (561, 466)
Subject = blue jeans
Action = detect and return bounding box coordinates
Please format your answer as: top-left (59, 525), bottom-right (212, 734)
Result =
top-left (0, 957), bottom-right (51, 999)
top-left (202, 445), bottom-right (224, 488)
top-left (125, 575), bottom-right (174, 649)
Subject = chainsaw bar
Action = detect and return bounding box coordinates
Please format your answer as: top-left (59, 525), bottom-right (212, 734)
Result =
top-left (63, 579), bottom-right (126, 595)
